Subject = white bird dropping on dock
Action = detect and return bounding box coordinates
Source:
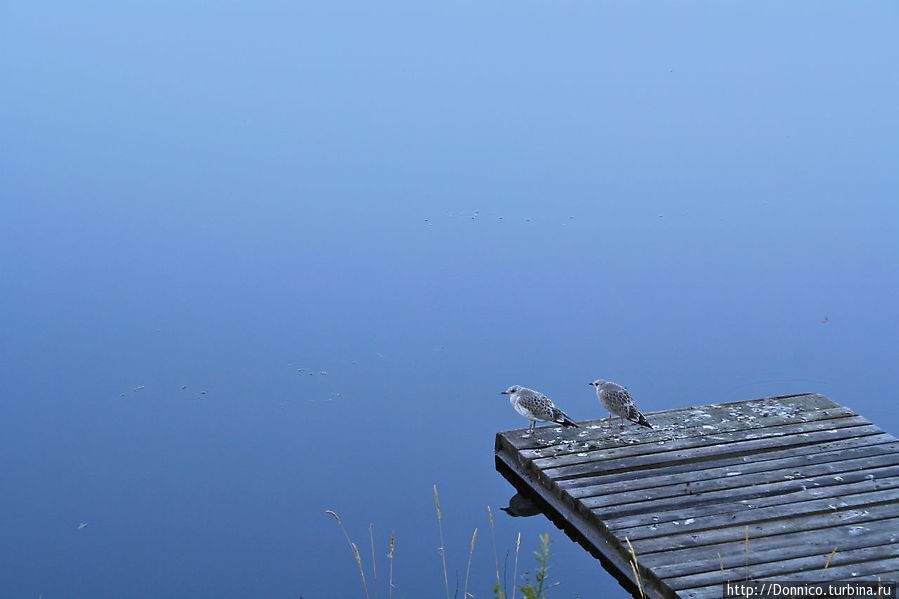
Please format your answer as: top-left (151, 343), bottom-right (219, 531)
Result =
top-left (501, 385), bottom-right (579, 435)
top-left (589, 379), bottom-right (652, 429)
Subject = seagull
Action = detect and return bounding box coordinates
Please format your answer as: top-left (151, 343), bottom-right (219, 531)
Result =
top-left (589, 379), bottom-right (652, 429)
top-left (501, 385), bottom-right (579, 435)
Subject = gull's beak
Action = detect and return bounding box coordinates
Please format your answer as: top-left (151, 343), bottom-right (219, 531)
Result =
top-left (500, 391), bottom-right (511, 395)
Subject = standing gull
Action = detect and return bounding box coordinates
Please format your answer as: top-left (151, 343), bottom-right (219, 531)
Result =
top-left (589, 379), bottom-right (652, 429)
top-left (501, 385), bottom-right (578, 435)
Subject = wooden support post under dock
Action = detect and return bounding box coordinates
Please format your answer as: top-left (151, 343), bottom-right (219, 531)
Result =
top-left (495, 393), bottom-right (899, 599)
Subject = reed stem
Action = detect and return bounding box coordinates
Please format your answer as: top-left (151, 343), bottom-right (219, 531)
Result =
top-left (463, 528), bottom-right (478, 599)
top-left (511, 532), bottom-right (521, 599)
top-left (434, 485), bottom-right (450, 599)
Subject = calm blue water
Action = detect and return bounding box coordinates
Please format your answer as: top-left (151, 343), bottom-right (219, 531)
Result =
top-left (2, 2), bottom-right (897, 598)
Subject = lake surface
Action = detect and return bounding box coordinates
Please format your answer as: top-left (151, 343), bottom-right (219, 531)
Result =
top-left (2, 3), bottom-right (897, 598)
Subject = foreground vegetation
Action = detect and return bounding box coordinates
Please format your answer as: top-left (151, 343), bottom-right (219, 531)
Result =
top-left (325, 486), bottom-right (559, 599)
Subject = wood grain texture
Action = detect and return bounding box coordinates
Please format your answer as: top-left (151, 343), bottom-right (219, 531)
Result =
top-left (495, 394), bottom-right (899, 599)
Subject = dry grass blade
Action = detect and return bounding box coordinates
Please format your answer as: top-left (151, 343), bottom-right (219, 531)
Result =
top-left (463, 528), bottom-right (478, 599)
top-left (511, 532), bottom-right (521, 599)
top-left (326, 510), bottom-right (370, 599)
top-left (351, 542), bottom-right (371, 599)
top-left (369, 524), bottom-right (378, 599)
top-left (718, 552), bottom-right (725, 583)
top-left (388, 531), bottom-right (396, 599)
top-left (629, 562), bottom-right (643, 599)
top-left (434, 485), bottom-right (442, 519)
top-left (434, 485), bottom-right (449, 599)
top-left (823, 547), bottom-right (838, 571)
top-left (625, 536), bottom-right (645, 599)
top-left (488, 506), bottom-right (502, 595)
top-left (744, 525), bottom-right (750, 582)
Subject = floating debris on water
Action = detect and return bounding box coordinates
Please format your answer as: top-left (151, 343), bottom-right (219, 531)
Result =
top-left (132, 386), bottom-right (145, 392)
top-left (77, 523), bottom-right (88, 529)
top-left (320, 371), bottom-right (328, 376)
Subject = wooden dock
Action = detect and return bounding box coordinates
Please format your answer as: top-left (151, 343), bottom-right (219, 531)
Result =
top-left (494, 393), bottom-right (899, 599)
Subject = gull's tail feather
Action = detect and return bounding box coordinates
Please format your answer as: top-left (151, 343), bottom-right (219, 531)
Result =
top-left (552, 408), bottom-right (579, 428)
top-left (628, 410), bottom-right (652, 428)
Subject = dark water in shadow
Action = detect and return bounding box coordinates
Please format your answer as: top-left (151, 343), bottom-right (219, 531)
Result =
top-left (2, 3), bottom-right (897, 598)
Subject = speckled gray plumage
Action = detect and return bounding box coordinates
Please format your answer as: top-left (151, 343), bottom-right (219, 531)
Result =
top-left (501, 385), bottom-right (578, 433)
top-left (590, 379), bottom-right (652, 428)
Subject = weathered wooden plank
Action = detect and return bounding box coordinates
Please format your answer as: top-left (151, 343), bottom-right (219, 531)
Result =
top-left (544, 424), bottom-right (884, 481)
top-left (578, 451), bottom-right (899, 506)
top-left (680, 558), bottom-right (899, 599)
top-left (501, 393), bottom-right (839, 452)
top-left (638, 515), bottom-right (899, 571)
top-left (837, 573), bottom-right (899, 585)
top-left (605, 470), bottom-right (899, 531)
top-left (516, 403), bottom-right (855, 462)
top-left (494, 443), bottom-right (670, 599)
top-left (681, 570), bottom-right (899, 599)
top-left (630, 500), bottom-right (899, 555)
top-left (533, 415), bottom-right (874, 471)
top-left (841, 572), bottom-right (899, 581)
top-left (667, 544), bottom-right (899, 591)
top-left (614, 485), bottom-right (899, 542)
top-left (560, 439), bottom-right (899, 495)
top-left (518, 405), bottom-right (858, 462)
top-left (495, 394), bottom-right (899, 599)
top-left (651, 523), bottom-right (899, 580)
top-left (786, 559), bottom-right (899, 581)
top-left (586, 463), bottom-right (899, 517)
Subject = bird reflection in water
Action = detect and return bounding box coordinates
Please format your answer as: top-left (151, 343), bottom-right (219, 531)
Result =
top-left (500, 492), bottom-right (543, 517)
